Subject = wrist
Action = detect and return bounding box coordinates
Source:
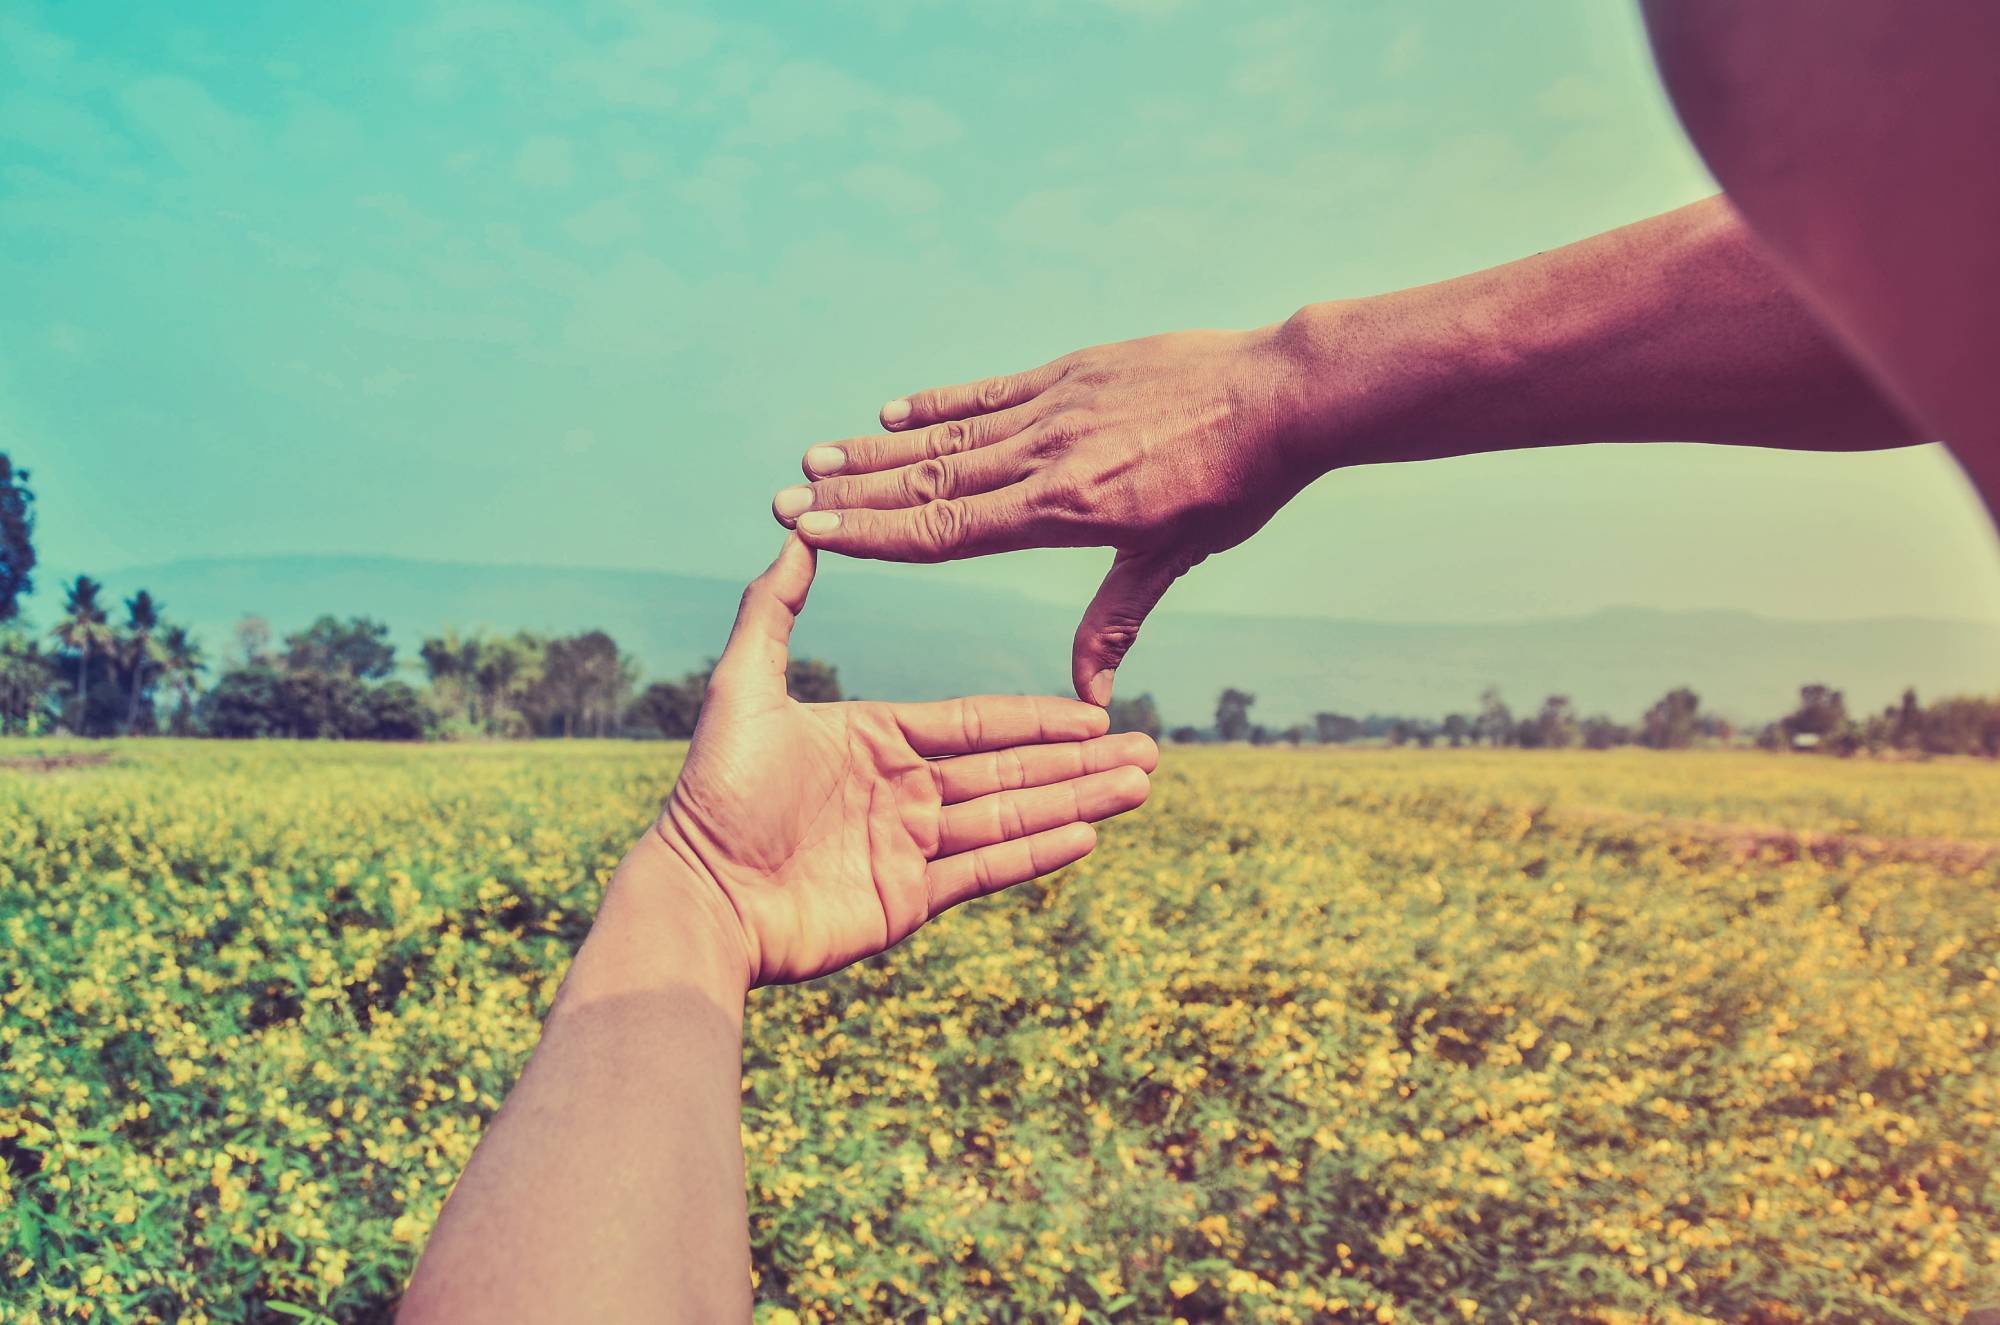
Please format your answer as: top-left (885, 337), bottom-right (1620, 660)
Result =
top-left (554, 828), bottom-right (752, 1028)
top-left (1269, 291), bottom-right (1514, 471)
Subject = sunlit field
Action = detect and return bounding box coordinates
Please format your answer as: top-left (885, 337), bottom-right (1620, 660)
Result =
top-left (4, 741), bottom-right (1998, 1324)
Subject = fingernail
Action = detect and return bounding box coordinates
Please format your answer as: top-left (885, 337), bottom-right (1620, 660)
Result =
top-left (804, 445), bottom-right (846, 476)
top-left (880, 398), bottom-right (911, 426)
top-left (1086, 668), bottom-right (1115, 706)
top-left (797, 511), bottom-right (841, 536)
top-left (773, 485), bottom-right (815, 520)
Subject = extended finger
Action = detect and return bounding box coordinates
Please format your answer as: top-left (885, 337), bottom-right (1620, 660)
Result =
top-left (776, 443), bottom-right (1033, 526)
top-left (925, 822), bottom-right (1095, 915)
top-left (881, 359), bottom-right (1067, 431)
top-left (893, 695), bottom-right (1109, 756)
top-left (1072, 548), bottom-right (1189, 706)
top-left (712, 534), bottom-right (814, 689)
top-left (931, 731), bottom-right (1160, 804)
top-left (802, 407), bottom-right (1036, 480)
top-left (937, 764), bottom-right (1149, 856)
top-left (793, 489), bottom-right (1050, 563)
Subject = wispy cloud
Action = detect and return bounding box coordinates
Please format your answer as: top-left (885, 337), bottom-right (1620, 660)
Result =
top-left (513, 134), bottom-right (575, 188)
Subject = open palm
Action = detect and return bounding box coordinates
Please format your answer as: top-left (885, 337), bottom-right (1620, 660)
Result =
top-left (658, 536), bottom-right (1156, 987)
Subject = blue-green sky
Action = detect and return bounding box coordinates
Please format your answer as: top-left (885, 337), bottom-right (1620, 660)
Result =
top-left (5, 0), bottom-right (1997, 623)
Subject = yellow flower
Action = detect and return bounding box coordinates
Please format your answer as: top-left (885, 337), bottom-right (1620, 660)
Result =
top-left (1169, 1275), bottom-right (1199, 1298)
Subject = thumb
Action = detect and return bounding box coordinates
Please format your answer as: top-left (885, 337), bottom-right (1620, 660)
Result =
top-left (1072, 548), bottom-right (1185, 707)
top-left (714, 534), bottom-right (816, 691)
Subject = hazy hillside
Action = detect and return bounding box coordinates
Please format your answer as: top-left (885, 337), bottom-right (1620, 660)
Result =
top-left (104, 556), bottom-right (1999, 727)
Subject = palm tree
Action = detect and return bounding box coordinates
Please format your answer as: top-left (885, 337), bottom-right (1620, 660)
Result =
top-left (122, 590), bottom-right (164, 732)
top-left (50, 575), bottom-right (114, 732)
top-left (154, 624), bottom-right (206, 735)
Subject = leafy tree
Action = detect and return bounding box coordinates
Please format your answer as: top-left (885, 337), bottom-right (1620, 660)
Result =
top-left (361, 681), bottom-right (433, 741)
top-left (1518, 695), bottom-right (1579, 749)
top-left (473, 635), bottom-right (541, 731)
top-left (230, 616), bottom-right (275, 668)
top-left (1281, 723), bottom-right (1309, 746)
top-left (285, 615), bottom-right (396, 681)
top-left (276, 669), bottom-right (371, 739)
top-left (1168, 725), bottom-right (1203, 744)
top-left (1106, 692), bottom-right (1162, 740)
top-left (1440, 713), bottom-right (1470, 748)
top-left (1639, 687), bottom-right (1702, 749)
top-left (1580, 714), bottom-right (1631, 749)
top-left (1781, 683), bottom-right (1852, 750)
top-left (1910, 694), bottom-right (2000, 757)
top-left (786, 658), bottom-right (842, 704)
top-left (1315, 712), bottom-right (1361, 744)
top-left (419, 629), bottom-right (479, 727)
top-left (523, 631), bottom-right (635, 737)
top-left (1475, 686), bottom-right (1513, 746)
top-left (50, 575), bottom-right (115, 731)
top-left (155, 625), bottom-right (206, 735)
top-left (1215, 688), bottom-right (1255, 742)
top-left (1247, 723), bottom-right (1272, 746)
top-left (1893, 687), bottom-right (1923, 750)
top-left (636, 675), bottom-right (705, 739)
top-left (0, 626), bottom-right (56, 734)
top-left (202, 666), bottom-right (289, 739)
top-left (0, 455), bottom-right (33, 624)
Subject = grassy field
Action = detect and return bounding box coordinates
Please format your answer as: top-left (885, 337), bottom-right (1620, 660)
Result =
top-left (3, 740), bottom-right (1998, 1324)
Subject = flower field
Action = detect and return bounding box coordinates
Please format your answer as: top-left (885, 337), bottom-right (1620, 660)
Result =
top-left (4, 740), bottom-right (1999, 1324)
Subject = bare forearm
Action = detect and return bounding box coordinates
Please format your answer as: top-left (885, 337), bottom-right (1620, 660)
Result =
top-left (400, 835), bottom-right (753, 1325)
top-left (1278, 196), bottom-right (1926, 469)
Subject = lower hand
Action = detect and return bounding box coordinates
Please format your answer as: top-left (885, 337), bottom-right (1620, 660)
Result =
top-left (645, 535), bottom-right (1157, 988)
top-left (770, 325), bottom-right (1325, 705)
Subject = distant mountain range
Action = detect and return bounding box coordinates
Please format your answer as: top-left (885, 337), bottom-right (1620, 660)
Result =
top-left (99, 555), bottom-right (1999, 727)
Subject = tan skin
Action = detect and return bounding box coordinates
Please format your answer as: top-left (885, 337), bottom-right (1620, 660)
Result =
top-left (400, 537), bottom-right (1155, 1322)
top-left (414, 3), bottom-right (1997, 1319)
top-left (777, 3), bottom-right (1995, 704)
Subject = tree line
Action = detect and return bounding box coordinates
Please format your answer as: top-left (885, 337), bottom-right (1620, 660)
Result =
top-left (0, 456), bottom-right (849, 740)
top-left (2, 455), bottom-right (1993, 753)
top-left (1101, 682), bottom-right (2000, 758)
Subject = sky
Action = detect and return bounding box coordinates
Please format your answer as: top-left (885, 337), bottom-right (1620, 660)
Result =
top-left (5, 0), bottom-right (1998, 625)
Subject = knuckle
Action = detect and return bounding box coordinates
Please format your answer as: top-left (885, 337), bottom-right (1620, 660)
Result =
top-left (974, 377), bottom-right (1013, 412)
top-left (1034, 476), bottom-right (1096, 525)
top-left (1044, 407), bottom-right (1088, 441)
top-left (1002, 749), bottom-right (1028, 791)
top-left (925, 419), bottom-right (969, 458)
top-left (918, 498), bottom-right (967, 555)
top-left (903, 457), bottom-right (952, 503)
top-left (1094, 623), bottom-right (1142, 661)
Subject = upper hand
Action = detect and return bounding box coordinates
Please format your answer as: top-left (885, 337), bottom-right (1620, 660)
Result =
top-left (771, 326), bottom-right (1321, 705)
top-left (654, 535), bottom-right (1157, 988)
